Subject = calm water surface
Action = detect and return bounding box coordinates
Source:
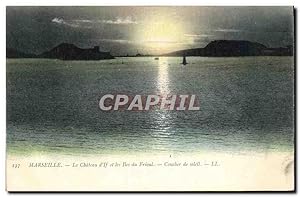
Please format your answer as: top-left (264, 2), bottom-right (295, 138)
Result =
top-left (7, 57), bottom-right (294, 155)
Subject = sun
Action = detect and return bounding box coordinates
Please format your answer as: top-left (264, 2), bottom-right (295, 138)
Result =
top-left (138, 19), bottom-right (185, 53)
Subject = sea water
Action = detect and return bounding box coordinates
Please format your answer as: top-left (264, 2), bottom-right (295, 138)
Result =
top-left (6, 56), bottom-right (294, 156)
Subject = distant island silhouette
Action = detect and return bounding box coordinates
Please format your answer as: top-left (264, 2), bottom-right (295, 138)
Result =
top-left (6, 40), bottom-right (293, 59)
top-left (165, 40), bottom-right (293, 57)
top-left (7, 43), bottom-right (114, 60)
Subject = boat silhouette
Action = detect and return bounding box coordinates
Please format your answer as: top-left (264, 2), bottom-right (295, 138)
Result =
top-left (182, 55), bottom-right (187, 65)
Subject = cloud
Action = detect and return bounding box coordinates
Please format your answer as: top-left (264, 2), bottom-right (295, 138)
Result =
top-left (142, 40), bottom-right (185, 44)
top-left (184, 34), bottom-right (213, 38)
top-left (98, 39), bottom-right (135, 44)
top-left (184, 33), bottom-right (214, 44)
top-left (98, 17), bottom-right (138, 25)
top-left (97, 38), bottom-right (185, 46)
top-left (73, 19), bottom-right (93, 23)
top-left (51, 17), bottom-right (63, 24)
top-left (51, 17), bottom-right (138, 28)
top-left (51, 17), bottom-right (80, 28)
top-left (215, 28), bottom-right (242, 32)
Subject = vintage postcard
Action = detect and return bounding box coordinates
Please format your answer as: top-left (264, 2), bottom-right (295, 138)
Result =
top-left (6, 6), bottom-right (295, 191)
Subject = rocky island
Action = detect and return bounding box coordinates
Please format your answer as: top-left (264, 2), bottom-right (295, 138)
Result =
top-left (40, 43), bottom-right (114, 60)
top-left (7, 40), bottom-right (293, 59)
top-left (165, 40), bottom-right (293, 57)
top-left (7, 43), bottom-right (114, 60)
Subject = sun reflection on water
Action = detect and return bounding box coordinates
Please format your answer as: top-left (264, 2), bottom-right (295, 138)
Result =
top-left (157, 57), bottom-right (170, 95)
top-left (150, 57), bottom-right (176, 151)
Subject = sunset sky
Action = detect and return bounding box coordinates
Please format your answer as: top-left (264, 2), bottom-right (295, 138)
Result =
top-left (6, 6), bottom-right (294, 55)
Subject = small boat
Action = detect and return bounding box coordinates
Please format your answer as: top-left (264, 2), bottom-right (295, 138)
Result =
top-left (154, 57), bottom-right (159, 60)
top-left (182, 55), bottom-right (187, 65)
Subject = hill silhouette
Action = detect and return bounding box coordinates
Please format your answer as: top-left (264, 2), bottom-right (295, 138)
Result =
top-left (7, 40), bottom-right (293, 59)
top-left (165, 40), bottom-right (293, 57)
top-left (7, 43), bottom-right (114, 60)
top-left (39, 43), bottom-right (114, 60)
